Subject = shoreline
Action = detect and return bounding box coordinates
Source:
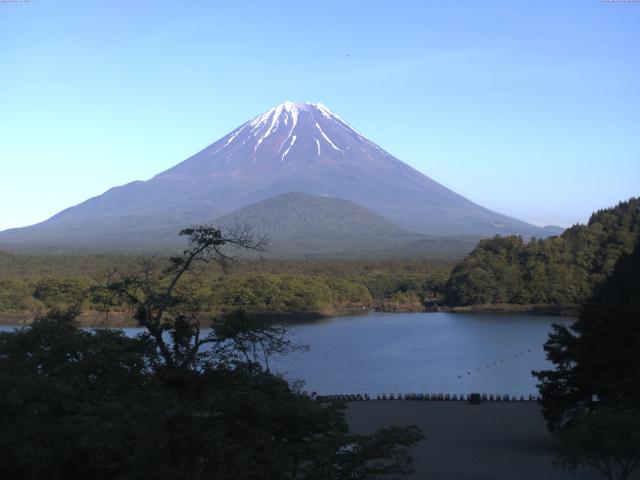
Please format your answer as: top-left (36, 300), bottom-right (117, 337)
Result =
top-left (0, 302), bottom-right (578, 327)
top-left (434, 303), bottom-right (580, 317)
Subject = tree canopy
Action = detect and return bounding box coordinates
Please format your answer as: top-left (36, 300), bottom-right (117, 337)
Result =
top-left (533, 239), bottom-right (640, 479)
top-left (0, 251), bottom-right (452, 324)
top-left (533, 240), bottom-right (640, 429)
top-left (445, 198), bottom-right (640, 306)
top-left (0, 226), bottom-right (424, 480)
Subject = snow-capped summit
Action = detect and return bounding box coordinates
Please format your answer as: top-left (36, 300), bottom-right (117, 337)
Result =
top-left (248, 101), bottom-right (341, 127)
top-left (191, 101), bottom-right (375, 167)
top-left (0, 101), bottom-right (561, 249)
top-left (151, 101), bottom-right (414, 201)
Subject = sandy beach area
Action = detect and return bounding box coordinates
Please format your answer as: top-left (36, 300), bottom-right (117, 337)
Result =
top-left (347, 401), bottom-right (631, 480)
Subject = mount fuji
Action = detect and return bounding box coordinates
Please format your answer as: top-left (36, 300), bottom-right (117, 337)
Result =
top-left (0, 101), bottom-right (562, 251)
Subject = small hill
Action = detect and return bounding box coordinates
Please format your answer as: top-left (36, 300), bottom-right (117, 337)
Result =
top-left (215, 192), bottom-right (480, 258)
top-left (215, 192), bottom-right (403, 239)
top-left (445, 197), bottom-right (640, 306)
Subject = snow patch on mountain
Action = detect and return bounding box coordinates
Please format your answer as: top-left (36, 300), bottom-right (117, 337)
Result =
top-left (244, 101), bottom-right (356, 157)
top-left (281, 135), bottom-right (297, 161)
top-left (315, 122), bottom-right (343, 153)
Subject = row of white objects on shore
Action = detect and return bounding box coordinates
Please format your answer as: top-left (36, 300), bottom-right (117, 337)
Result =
top-left (313, 393), bottom-right (540, 402)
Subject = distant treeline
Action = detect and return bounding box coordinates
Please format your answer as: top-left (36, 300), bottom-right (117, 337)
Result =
top-left (445, 198), bottom-right (640, 306)
top-left (0, 255), bottom-right (452, 321)
top-left (1, 198), bottom-right (638, 321)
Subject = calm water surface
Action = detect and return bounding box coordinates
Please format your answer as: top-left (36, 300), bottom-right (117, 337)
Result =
top-left (0, 312), bottom-right (571, 396)
top-left (271, 312), bottom-right (570, 396)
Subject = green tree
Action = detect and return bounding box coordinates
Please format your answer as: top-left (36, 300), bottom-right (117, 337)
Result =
top-left (446, 198), bottom-right (640, 307)
top-left (0, 226), bottom-right (424, 480)
top-left (33, 277), bottom-right (86, 310)
top-left (533, 240), bottom-right (640, 480)
top-left (0, 311), bottom-right (161, 480)
top-left (553, 408), bottom-right (640, 480)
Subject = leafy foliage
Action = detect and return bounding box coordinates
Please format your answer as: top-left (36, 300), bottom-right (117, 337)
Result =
top-left (0, 252), bottom-right (453, 320)
top-left (445, 198), bottom-right (640, 306)
top-left (204, 274), bottom-right (371, 312)
top-left (533, 239), bottom-right (640, 479)
top-left (533, 240), bottom-right (640, 429)
top-left (33, 278), bottom-right (86, 310)
top-left (0, 226), bottom-right (424, 479)
top-left (0, 311), bottom-right (160, 480)
top-left (553, 408), bottom-right (640, 480)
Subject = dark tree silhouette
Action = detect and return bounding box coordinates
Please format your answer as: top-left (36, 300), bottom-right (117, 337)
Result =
top-left (534, 240), bottom-right (640, 480)
top-left (94, 225), bottom-right (269, 370)
top-left (0, 226), bottom-right (424, 480)
top-left (553, 408), bottom-right (640, 480)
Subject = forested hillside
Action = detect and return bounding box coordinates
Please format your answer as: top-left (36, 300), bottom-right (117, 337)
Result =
top-left (215, 192), bottom-right (403, 238)
top-left (445, 198), bottom-right (640, 306)
top-left (2, 198), bottom-right (637, 322)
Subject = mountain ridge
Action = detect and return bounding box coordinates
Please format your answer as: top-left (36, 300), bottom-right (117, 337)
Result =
top-left (0, 101), bottom-right (564, 252)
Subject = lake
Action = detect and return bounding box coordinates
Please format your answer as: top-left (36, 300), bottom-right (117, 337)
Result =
top-left (0, 312), bottom-right (571, 397)
top-left (270, 312), bottom-right (570, 397)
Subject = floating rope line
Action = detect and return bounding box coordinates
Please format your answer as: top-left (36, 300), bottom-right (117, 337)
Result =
top-left (456, 349), bottom-right (533, 379)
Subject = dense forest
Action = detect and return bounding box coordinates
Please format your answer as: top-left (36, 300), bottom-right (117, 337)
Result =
top-left (1, 198), bottom-right (638, 323)
top-left (533, 236), bottom-right (640, 479)
top-left (0, 254), bottom-right (452, 324)
top-left (445, 198), bottom-right (640, 307)
top-left (0, 227), bottom-right (424, 480)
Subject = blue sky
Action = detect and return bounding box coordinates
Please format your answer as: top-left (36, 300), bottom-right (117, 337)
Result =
top-left (1, 0), bottom-right (638, 230)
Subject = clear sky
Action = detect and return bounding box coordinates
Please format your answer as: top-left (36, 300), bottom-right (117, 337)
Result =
top-left (1, 0), bottom-right (638, 230)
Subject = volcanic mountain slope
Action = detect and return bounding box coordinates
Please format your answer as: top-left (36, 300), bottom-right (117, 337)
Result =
top-left (0, 101), bottom-right (562, 250)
